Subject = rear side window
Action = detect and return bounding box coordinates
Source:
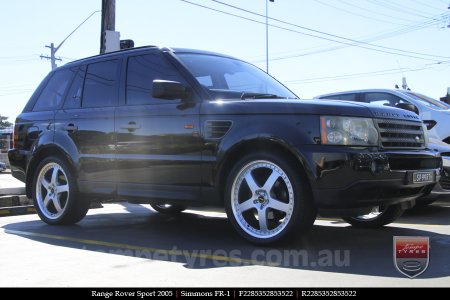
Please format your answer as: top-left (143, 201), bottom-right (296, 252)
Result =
top-left (33, 68), bottom-right (75, 111)
top-left (64, 67), bottom-right (85, 109)
top-left (126, 53), bottom-right (185, 105)
top-left (82, 59), bottom-right (119, 108)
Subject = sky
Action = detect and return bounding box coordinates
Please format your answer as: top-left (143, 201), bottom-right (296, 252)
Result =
top-left (1, 0), bottom-right (449, 122)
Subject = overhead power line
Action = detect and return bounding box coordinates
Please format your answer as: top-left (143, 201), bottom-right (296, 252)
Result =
top-left (314, 0), bottom-right (412, 25)
top-left (412, 0), bottom-right (449, 12)
top-left (199, 0), bottom-right (450, 61)
top-left (247, 13), bottom-right (443, 62)
top-left (251, 17), bottom-right (443, 63)
top-left (365, 0), bottom-right (437, 19)
top-left (283, 60), bottom-right (450, 85)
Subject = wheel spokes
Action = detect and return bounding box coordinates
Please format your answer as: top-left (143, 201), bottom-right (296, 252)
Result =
top-left (244, 172), bottom-right (259, 194)
top-left (239, 199), bottom-right (254, 213)
top-left (43, 194), bottom-right (51, 208)
top-left (258, 208), bottom-right (268, 231)
top-left (52, 197), bottom-right (63, 213)
top-left (41, 177), bottom-right (50, 190)
top-left (36, 162), bottom-right (70, 219)
top-left (262, 170), bottom-right (280, 192)
top-left (51, 166), bottom-right (59, 185)
top-left (232, 160), bottom-right (294, 238)
top-left (57, 184), bottom-right (69, 194)
top-left (268, 198), bottom-right (290, 213)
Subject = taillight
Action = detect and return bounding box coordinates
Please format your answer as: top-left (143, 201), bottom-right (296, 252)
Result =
top-left (12, 125), bottom-right (18, 149)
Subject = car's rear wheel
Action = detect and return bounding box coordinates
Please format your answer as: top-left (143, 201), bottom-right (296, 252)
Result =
top-left (150, 204), bottom-right (186, 214)
top-left (225, 152), bottom-right (316, 244)
top-left (33, 156), bottom-right (89, 225)
top-left (342, 204), bottom-right (405, 228)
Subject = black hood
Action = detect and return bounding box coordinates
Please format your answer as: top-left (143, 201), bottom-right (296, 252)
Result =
top-left (201, 99), bottom-right (422, 122)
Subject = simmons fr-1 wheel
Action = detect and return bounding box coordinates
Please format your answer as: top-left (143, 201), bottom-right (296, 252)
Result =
top-left (33, 156), bottom-right (89, 225)
top-left (225, 152), bottom-right (316, 244)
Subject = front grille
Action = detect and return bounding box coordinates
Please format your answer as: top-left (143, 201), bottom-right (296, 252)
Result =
top-left (376, 119), bottom-right (425, 149)
top-left (440, 169), bottom-right (450, 190)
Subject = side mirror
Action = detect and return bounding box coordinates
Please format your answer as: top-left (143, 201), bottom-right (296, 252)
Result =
top-left (152, 80), bottom-right (190, 100)
top-left (395, 102), bottom-right (419, 115)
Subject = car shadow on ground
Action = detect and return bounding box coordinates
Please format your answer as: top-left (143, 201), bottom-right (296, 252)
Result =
top-left (2, 202), bottom-right (449, 279)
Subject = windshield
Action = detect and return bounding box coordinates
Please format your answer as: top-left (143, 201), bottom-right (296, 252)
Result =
top-left (176, 53), bottom-right (298, 100)
top-left (401, 91), bottom-right (450, 110)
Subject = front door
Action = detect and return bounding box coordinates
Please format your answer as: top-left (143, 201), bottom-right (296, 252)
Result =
top-left (115, 52), bottom-right (202, 202)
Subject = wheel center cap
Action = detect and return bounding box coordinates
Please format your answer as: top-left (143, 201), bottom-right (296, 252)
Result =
top-left (255, 190), bottom-right (269, 208)
top-left (257, 195), bottom-right (265, 203)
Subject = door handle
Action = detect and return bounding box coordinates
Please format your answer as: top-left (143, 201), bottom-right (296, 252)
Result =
top-left (120, 122), bottom-right (141, 132)
top-left (63, 124), bottom-right (78, 133)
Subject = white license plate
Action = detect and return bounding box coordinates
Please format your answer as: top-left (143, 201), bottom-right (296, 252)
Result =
top-left (413, 172), bottom-right (434, 183)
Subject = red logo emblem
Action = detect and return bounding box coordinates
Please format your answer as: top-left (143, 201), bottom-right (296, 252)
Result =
top-left (394, 236), bottom-right (429, 278)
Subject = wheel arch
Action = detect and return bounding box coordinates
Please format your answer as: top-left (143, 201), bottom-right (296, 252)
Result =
top-left (216, 138), bottom-right (314, 204)
top-left (26, 145), bottom-right (77, 198)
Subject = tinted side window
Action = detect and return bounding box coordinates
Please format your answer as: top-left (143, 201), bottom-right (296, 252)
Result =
top-left (126, 54), bottom-right (185, 105)
top-left (321, 94), bottom-right (357, 101)
top-left (64, 67), bottom-right (85, 109)
top-left (33, 68), bottom-right (75, 111)
top-left (82, 60), bottom-right (119, 108)
top-left (364, 93), bottom-right (406, 107)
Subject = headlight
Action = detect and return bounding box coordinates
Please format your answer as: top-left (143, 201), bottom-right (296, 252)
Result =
top-left (320, 116), bottom-right (379, 146)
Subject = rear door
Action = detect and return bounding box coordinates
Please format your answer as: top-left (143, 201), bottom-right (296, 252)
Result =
top-left (55, 58), bottom-right (121, 195)
top-left (115, 51), bottom-right (202, 202)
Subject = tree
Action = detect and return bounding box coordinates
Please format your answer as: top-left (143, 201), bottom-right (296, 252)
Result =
top-left (0, 115), bottom-right (12, 129)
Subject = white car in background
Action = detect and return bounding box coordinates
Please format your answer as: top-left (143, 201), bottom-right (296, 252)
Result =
top-left (315, 89), bottom-right (450, 144)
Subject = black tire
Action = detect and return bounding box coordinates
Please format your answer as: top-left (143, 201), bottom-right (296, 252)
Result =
top-left (32, 156), bottom-right (89, 225)
top-left (342, 204), bottom-right (405, 228)
top-left (224, 151), bottom-right (316, 245)
top-left (150, 204), bottom-right (186, 214)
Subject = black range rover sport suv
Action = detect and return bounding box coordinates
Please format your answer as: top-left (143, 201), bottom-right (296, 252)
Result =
top-left (9, 46), bottom-right (441, 244)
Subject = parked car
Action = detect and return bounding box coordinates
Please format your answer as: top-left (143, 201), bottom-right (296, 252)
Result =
top-left (0, 161), bottom-right (6, 172)
top-left (8, 46), bottom-right (441, 244)
top-left (315, 89), bottom-right (450, 144)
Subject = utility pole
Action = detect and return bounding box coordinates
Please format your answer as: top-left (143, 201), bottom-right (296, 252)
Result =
top-left (100, 0), bottom-right (116, 54)
top-left (265, 0), bottom-right (274, 74)
top-left (40, 11), bottom-right (100, 70)
top-left (40, 43), bottom-right (62, 70)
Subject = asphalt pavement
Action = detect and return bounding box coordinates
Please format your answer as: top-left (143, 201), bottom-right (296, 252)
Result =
top-left (0, 199), bottom-right (449, 287)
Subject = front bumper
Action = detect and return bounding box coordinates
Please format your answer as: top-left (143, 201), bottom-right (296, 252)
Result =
top-left (298, 146), bottom-right (441, 217)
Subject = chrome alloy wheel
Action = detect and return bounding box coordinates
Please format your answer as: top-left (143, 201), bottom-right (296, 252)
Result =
top-left (231, 160), bottom-right (294, 239)
top-left (35, 162), bottom-right (70, 220)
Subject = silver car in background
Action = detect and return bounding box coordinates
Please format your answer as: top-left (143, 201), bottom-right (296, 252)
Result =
top-left (315, 89), bottom-right (450, 144)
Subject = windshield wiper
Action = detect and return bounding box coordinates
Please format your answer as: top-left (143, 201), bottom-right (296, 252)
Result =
top-left (241, 92), bottom-right (282, 100)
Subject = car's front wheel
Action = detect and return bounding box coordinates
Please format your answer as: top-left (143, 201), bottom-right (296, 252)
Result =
top-left (342, 204), bottom-right (405, 228)
top-left (33, 156), bottom-right (89, 225)
top-left (225, 152), bottom-right (316, 244)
